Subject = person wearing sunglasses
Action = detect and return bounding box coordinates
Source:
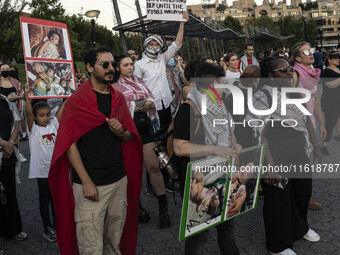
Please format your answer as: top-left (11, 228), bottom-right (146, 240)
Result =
top-left (246, 57), bottom-right (322, 255)
top-left (49, 46), bottom-right (143, 255)
top-left (289, 42), bottom-right (325, 211)
top-left (319, 51), bottom-right (340, 155)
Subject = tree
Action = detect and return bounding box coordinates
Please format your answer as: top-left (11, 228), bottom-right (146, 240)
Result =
top-left (29, 0), bottom-right (65, 20)
top-left (0, 0), bottom-right (27, 61)
top-left (276, 16), bottom-right (318, 48)
top-left (247, 16), bottom-right (279, 34)
top-left (223, 16), bottom-right (243, 34)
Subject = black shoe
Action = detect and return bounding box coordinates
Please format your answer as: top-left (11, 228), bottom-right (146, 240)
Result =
top-left (321, 146), bottom-right (330, 156)
top-left (138, 203), bottom-right (150, 223)
top-left (159, 207), bottom-right (171, 228)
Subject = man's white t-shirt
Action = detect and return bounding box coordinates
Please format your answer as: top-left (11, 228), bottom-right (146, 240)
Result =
top-left (28, 117), bottom-right (59, 178)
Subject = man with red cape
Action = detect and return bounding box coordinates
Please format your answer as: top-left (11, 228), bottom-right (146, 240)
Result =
top-left (49, 46), bottom-right (143, 255)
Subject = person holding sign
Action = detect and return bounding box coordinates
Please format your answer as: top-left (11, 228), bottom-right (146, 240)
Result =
top-left (134, 12), bottom-right (189, 228)
top-left (173, 62), bottom-right (242, 254)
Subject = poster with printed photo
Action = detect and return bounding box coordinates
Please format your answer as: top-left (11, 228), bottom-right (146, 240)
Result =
top-left (179, 156), bottom-right (230, 241)
top-left (179, 144), bottom-right (265, 241)
top-left (25, 61), bottom-right (75, 98)
top-left (20, 17), bottom-right (72, 60)
top-left (20, 17), bottom-right (76, 98)
top-left (224, 145), bottom-right (265, 220)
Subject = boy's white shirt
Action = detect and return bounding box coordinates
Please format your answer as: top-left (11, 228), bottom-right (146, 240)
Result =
top-left (28, 117), bottom-right (59, 178)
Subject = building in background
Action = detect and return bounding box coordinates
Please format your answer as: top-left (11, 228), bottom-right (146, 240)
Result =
top-left (188, 0), bottom-right (340, 48)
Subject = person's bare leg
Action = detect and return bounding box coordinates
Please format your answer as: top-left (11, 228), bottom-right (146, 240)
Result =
top-left (143, 142), bottom-right (165, 196)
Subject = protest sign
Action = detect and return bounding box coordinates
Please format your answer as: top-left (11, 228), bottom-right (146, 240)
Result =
top-left (20, 17), bottom-right (76, 98)
top-left (146, 0), bottom-right (186, 21)
top-left (179, 144), bottom-right (265, 241)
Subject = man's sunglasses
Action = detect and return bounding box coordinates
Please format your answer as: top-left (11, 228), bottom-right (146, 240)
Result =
top-left (301, 48), bottom-right (315, 56)
top-left (273, 66), bottom-right (294, 73)
top-left (95, 61), bottom-right (116, 69)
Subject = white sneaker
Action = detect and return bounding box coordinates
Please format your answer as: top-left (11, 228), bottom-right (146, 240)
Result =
top-left (303, 228), bottom-right (320, 242)
top-left (19, 153), bottom-right (27, 163)
top-left (270, 248), bottom-right (297, 255)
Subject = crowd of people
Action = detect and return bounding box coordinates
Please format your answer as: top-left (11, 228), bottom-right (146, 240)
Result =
top-left (1, 11), bottom-right (340, 255)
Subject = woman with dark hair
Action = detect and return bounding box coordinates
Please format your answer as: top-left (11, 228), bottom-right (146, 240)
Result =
top-left (0, 94), bottom-right (28, 241)
top-left (112, 54), bottom-right (171, 228)
top-left (320, 51), bottom-right (340, 155)
top-left (247, 57), bottom-right (322, 255)
top-left (0, 64), bottom-right (24, 119)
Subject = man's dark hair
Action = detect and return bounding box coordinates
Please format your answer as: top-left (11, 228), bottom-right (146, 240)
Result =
top-left (33, 102), bottom-right (50, 116)
top-left (245, 43), bottom-right (254, 50)
top-left (194, 62), bottom-right (225, 79)
top-left (184, 60), bottom-right (200, 82)
top-left (84, 46), bottom-right (112, 75)
top-left (200, 56), bottom-right (212, 63)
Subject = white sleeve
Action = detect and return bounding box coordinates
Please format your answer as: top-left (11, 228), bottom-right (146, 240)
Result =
top-left (162, 41), bottom-right (181, 63)
top-left (133, 61), bottom-right (143, 79)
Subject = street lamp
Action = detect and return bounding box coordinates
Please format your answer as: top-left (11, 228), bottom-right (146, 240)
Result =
top-left (303, 18), bottom-right (308, 42)
top-left (319, 28), bottom-right (323, 50)
top-left (85, 10), bottom-right (100, 48)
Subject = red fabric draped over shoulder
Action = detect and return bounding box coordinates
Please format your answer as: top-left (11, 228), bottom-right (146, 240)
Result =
top-left (49, 79), bottom-right (143, 255)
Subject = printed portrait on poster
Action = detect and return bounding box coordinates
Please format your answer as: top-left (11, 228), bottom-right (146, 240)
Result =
top-left (180, 157), bottom-right (230, 240)
top-left (21, 18), bottom-right (72, 60)
top-left (224, 145), bottom-right (264, 220)
top-left (25, 60), bottom-right (76, 98)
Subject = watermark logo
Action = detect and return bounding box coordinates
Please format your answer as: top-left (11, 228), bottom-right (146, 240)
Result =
top-left (201, 84), bottom-right (312, 116)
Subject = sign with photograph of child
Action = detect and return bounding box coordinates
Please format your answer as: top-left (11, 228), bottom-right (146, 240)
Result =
top-left (179, 144), bottom-right (265, 241)
top-left (25, 61), bottom-right (75, 97)
top-left (20, 17), bottom-right (76, 98)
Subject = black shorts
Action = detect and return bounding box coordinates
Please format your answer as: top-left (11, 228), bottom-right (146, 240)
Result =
top-left (134, 112), bottom-right (154, 145)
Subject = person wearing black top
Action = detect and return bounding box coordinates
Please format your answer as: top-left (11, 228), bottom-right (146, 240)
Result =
top-left (0, 94), bottom-right (28, 241)
top-left (66, 47), bottom-right (133, 254)
top-left (320, 51), bottom-right (340, 155)
top-left (173, 62), bottom-right (241, 255)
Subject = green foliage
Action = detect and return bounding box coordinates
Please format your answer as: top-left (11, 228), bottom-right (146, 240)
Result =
top-left (222, 16), bottom-right (243, 34)
top-left (247, 16), bottom-right (279, 34)
top-left (0, 0), bottom-right (27, 61)
top-left (276, 16), bottom-right (318, 47)
top-left (29, 0), bottom-right (65, 20)
top-left (299, 2), bottom-right (318, 11)
top-left (216, 5), bottom-right (226, 12)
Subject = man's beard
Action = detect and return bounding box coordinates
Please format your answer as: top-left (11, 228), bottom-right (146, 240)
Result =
top-left (92, 70), bottom-right (115, 84)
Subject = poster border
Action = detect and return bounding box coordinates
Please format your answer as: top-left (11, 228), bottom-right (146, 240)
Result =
top-left (179, 144), bottom-right (266, 241)
top-left (20, 16), bottom-right (76, 99)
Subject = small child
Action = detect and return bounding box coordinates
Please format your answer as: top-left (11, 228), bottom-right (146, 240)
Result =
top-left (25, 85), bottom-right (64, 242)
top-left (37, 30), bottom-right (61, 59)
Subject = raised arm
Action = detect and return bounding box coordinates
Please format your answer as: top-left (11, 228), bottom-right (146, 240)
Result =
top-left (25, 85), bottom-right (34, 132)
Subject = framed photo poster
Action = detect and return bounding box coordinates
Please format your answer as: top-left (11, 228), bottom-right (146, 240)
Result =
top-left (20, 17), bottom-right (76, 98)
top-left (179, 144), bottom-right (265, 241)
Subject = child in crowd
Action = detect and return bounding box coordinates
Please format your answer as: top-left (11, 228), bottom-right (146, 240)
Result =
top-left (37, 30), bottom-right (61, 59)
top-left (25, 85), bottom-right (64, 241)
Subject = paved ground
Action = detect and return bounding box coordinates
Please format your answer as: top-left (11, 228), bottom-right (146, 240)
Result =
top-left (0, 132), bottom-right (339, 255)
